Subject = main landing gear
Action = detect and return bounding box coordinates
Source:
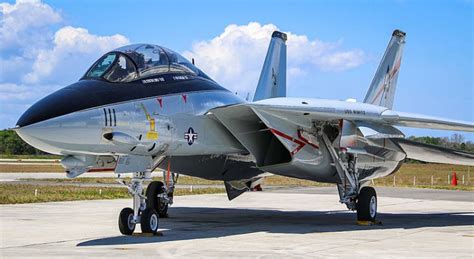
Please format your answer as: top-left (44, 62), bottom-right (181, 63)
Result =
top-left (356, 186), bottom-right (377, 222)
top-left (320, 131), bottom-right (378, 222)
top-left (117, 171), bottom-right (176, 235)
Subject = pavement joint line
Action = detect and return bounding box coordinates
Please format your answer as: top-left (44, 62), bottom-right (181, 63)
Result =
top-left (379, 200), bottom-right (425, 207)
top-left (1, 237), bottom-right (93, 250)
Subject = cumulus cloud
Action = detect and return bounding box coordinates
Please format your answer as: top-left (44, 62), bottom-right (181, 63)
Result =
top-left (0, 0), bottom-right (129, 129)
top-left (0, 0), bottom-right (129, 85)
top-left (0, 0), bottom-right (61, 54)
top-left (183, 22), bottom-right (366, 96)
top-left (24, 26), bottom-right (129, 83)
top-left (0, 2), bottom-right (365, 129)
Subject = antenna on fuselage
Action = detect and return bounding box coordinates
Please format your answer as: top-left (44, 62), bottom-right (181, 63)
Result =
top-left (192, 58), bottom-right (195, 65)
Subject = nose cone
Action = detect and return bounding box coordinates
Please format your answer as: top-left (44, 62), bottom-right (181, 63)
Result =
top-left (14, 124), bottom-right (61, 155)
top-left (15, 82), bottom-right (100, 154)
top-left (17, 88), bottom-right (84, 128)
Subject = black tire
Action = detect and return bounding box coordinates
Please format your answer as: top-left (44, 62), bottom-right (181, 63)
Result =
top-left (118, 207), bottom-right (135, 235)
top-left (356, 186), bottom-right (377, 221)
top-left (146, 181), bottom-right (169, 217)
top-left (141, 208), bottom-right (159, 234)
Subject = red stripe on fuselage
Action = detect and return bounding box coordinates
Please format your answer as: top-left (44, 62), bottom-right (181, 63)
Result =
top-left (269, 128), bottom-right (318, 156)
top-left (297, 130), bottom-right (319, 149)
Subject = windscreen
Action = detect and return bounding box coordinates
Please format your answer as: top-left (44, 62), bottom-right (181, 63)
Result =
top-left (85, 44), bottom-right (212, 82)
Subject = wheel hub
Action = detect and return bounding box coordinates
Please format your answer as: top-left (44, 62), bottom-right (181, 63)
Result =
top-left (150, 214), bottom-right (158, 231)
top-left (369, 196), bottom-right (377, 218)
top-left (127, 214), bottom-right (135, 230)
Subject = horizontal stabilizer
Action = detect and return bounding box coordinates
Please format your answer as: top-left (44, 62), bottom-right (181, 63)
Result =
top-left (224, 177), bottom-right (265, 200)
top-left (224, 180), bottom-right (251, 200)
top-left (393, 138), bottom-right (474, 166)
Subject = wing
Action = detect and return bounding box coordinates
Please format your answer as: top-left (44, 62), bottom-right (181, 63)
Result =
top-left (241, 97), bottom-right (474, 132)
top-left (387, 111), bottom-right (473, 131)
top-left (391, 138), bottom-right (474, 166)
top-left (210, 97), bottom-right (473, 168)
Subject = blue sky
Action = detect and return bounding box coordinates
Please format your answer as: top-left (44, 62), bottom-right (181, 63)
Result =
top-left (0, 0), bottom-right (472, 140)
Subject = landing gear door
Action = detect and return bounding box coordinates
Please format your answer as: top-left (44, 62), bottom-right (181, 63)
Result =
top-left (115, 155), bottom-right (152, 174)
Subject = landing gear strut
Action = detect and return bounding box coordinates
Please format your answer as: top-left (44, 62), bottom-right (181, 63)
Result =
top-left (319, 129), bottom-right (378, 222)
top-left (117, 172), bottom-right (159, 235)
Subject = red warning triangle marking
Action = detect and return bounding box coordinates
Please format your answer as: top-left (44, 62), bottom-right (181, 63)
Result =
top-left (157, 98), bottom-right (163, 108)
top-left (182, 94), bottom-right (187, 103)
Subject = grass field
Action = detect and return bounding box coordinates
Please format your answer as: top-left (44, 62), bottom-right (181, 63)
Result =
top-left (0, 184), bottom-right (225, 204)
top-left (0, 163), bottom-right (63, 172)
top-left (0, 154), bottom-right (61, 159)
top-left (369, 163), bottom-right (472, 189)
top-left (19, 175), bottom-right (333, 187)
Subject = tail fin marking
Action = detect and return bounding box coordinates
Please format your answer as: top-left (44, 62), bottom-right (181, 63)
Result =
top-left (363, 29), bottom-right (406, 109)
top-left (253, 31), bottom-right (287, 101)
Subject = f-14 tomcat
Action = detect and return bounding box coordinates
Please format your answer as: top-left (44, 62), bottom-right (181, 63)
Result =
top-left (15, 29), bottom-right (474, 235)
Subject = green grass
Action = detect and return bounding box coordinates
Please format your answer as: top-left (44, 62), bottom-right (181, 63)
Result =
top-left (0, 164), bottom-right (63, 172)
top-left (20, 175), bottom-right (332, 187)
top-left (0, 154), bottom-right (61, 159)
top-left (0, 183), bottom-right (225, 204)
top-left (19, 175), bottom-right (223, 185)
top-left (371, 163), bottom-right (473, 188)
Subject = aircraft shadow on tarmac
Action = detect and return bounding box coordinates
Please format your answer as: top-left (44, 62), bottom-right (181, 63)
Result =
top-left (77, 207), bottom-right (473, 246)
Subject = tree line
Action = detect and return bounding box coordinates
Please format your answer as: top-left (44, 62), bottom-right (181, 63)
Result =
top-left (0, 129), bottom-right (48, 155)
top-left (407, 133), bottom-right (474, 153)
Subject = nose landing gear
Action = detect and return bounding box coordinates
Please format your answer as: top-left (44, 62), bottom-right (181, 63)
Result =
top-left (118, 207), bottom-right (135, 235)
top-left (117, 172), bottom-right (160, 235)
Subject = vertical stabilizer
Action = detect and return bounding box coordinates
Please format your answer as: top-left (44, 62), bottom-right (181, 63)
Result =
top-left (363, 29), bottom-right (406, 109)
top-left (253, 31), bottom-right (287, 101)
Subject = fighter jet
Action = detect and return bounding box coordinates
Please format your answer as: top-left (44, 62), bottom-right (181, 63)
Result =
top-left (15, 30), bottom-right (474, 235)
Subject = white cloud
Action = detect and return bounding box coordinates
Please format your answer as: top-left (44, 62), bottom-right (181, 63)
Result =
top-left (183, 22), bottom-right (366, 96)
top-left (0, 0), bottom-right (62, 53)
top-left (24, 26), bottom-right (129, 83)
top-left (0, 82), bottom-right (63, 129)
top-left (0, 2), bottom-right (365, 129)
top-left (0, 0), bottom-right (130, 129)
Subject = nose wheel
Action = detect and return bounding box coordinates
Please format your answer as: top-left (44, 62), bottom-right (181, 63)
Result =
top-left (117, 172), bottom-right (160, 235)
top-left (140, 208), bottom-right (159, 233)
top-left (118, 207), bottom-right (135, 235)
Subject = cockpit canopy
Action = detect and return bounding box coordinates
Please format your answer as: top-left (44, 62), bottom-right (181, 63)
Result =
top-left (83, 44), bottom-right (210, 82)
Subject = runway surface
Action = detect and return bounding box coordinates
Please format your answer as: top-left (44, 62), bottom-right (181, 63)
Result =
top-left (1, 187), bottom-right (473, 257)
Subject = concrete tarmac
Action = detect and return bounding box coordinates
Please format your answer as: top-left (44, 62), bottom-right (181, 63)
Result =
top-left (1, 188), bottom-right (473, 257)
